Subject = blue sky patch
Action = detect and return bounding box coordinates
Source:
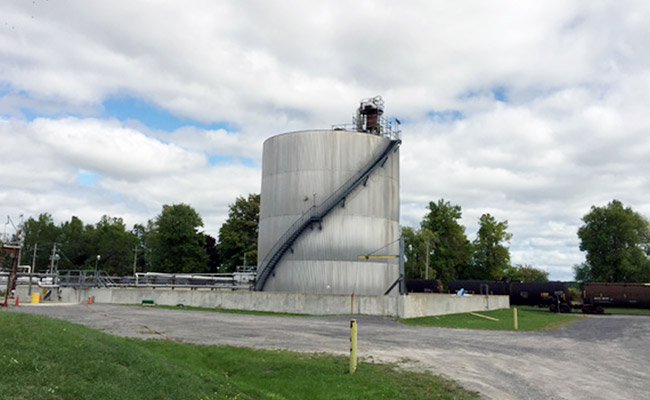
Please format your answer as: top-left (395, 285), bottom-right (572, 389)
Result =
top-left (427, 110), bottom-right (465, 122)
top-left (0, 89), bottom-right (237, 131)
top-left (208, 154), bottom-right (255, 167)
top-left (491, 86), bottom-right (508, 102)
top-left (15, 107), bottom-right (54, 122)
top-left (77, 170), bottom-right (97, 187)
top-left (0, 89), bottom-right (70, 120)
top-left (102, 96), bottom-right (235, 132)
top-left (460, 86), bottom-right (509, 102)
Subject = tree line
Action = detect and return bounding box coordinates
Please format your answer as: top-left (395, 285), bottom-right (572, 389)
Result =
top-left (9, 194), bottom-right (650, 283)
top-left (11, 194), bottom-right (260, 276)
top-left (402, 199), bottom-right (548, 285)
top-left (404, 198), bottom-right (650, 284)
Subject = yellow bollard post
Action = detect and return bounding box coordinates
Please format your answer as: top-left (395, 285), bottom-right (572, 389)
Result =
top-left (350, 319), bottom-right (358, 374)
top-left (513, 307), bottom-right (518, 330)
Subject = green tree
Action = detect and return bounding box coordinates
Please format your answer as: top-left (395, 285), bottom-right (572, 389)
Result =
top-left (204, 234), bottom-right (220, 273)
top-left (466, 213), bottom-right (512, 280)
top-left (132, 220), bottom-right (156, 273)
top-left (503, 264), bottom-right (549, 282)
top-left (58, 216), bottom-right (94, 269)
top-left (150, 204), bottom-right (208, 273)
top-left (93, 216), bottom-right (138, 276)
top-left (21, 213), bottom-right (62, 272)
top-left (577, 200), bottom-right (650, 282)
top-left (217, 194), bottom-right (260, 272)
top-left (402, 226), bottom-right (436, 279)
top-left (573, 262), bottom-right (593, 283)
top-left (420, 199), bottom-right (471, 285)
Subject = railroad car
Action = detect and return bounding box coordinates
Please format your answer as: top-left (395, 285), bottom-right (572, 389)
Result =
top-left (447, 280), bottom-right (572, 313)
top-left (447, 280), bottom-right (510, 296)
top-left (510, 282), bottom-right (571, 313)
top-left (582, 282), bottom-right (650, 314)
top-left (405, 279), bottom-right (443, 293)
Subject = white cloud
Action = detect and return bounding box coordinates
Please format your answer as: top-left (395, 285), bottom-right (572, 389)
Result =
top-left (0, 117), bottom-right (260, 237)
top-left (2, 1), bottom-right (650, 278)
top-left (30, 117), bottom-right (205, 180)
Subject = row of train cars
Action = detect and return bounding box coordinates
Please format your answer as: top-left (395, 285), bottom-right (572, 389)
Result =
top-left (405, 279), bottom-right (650, 314)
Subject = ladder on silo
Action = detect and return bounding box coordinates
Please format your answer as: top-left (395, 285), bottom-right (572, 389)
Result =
top-left (254, 138), bottom-right (401, 291)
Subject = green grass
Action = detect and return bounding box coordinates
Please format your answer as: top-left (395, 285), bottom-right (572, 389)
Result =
top-left (601, 307), bottom-right (650, 316)
top-left (141, 304), bottom-right (311, 317)
top-left (0, 312), bottom-right (478, 400)
top-left (401, 306), bottom-right (582, 331)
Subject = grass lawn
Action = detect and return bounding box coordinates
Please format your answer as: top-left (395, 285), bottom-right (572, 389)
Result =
top-left (401, 306), bottom-right (582, 331)
top-left (0, 312), bottom-right (478, 400)
top-left (601, 307), bottom-right (650, 316)
top-left (143, 304), bottom-right (310, 317)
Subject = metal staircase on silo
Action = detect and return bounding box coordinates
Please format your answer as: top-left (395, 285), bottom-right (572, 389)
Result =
top-left (254, 138), bottom-right (401, 291)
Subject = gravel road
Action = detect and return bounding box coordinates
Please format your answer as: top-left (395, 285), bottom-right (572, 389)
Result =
top-left (8, 304), bottom-right (650, 400)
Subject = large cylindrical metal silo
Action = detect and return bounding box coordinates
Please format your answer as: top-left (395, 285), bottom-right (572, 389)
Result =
top-left (256, 98), bottom-right (400, 295)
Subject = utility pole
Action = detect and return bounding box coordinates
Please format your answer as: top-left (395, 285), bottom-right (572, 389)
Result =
top-left (133, 245), bottom-right (139, 286)
top-left (31, 243), bottom-right (38, 272)
top-left (425, 239), bottom-right (430, 280)
top-left (49, 243), bottom-right (58, 274)
top-left (29, 242), bottom-right (37, 296)
top-left (133, 245), bottom-right (138, 276)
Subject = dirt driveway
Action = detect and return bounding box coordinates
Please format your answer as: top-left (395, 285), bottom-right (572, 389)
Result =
top-left (8, 304), bottom-right (650, 400)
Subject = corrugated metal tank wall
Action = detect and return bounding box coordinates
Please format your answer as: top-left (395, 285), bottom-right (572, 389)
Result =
top-left (257, 129), bottom-right (400, 295)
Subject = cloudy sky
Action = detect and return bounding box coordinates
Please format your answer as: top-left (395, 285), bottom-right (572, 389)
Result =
top-left (2, 1), bottom-right (649, 280)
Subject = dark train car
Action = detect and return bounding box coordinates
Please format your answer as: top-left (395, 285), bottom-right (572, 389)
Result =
top-left (448, 280), bottom-right (572, 313)
top-left (510, 281), bottom-right (571, 312)
top-left (582, 282), bottom-right (650, 313)
top-left (405, 279), bottom-right (443, 293)
top-left (447, 280), bottom-right (510, 296)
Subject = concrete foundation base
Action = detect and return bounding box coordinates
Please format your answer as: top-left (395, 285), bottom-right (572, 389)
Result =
top-left (14, 287), bottom-right (510, 318)
top-left (14, 285), bottom-right (79, 304)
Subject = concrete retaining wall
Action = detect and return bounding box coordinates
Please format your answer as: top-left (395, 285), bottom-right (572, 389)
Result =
top-left (14, 285), bottom-right (79, 303)
top-left (63, 287), bottom-right (508, 318)
top-left (401, 293), bottom-right (510, 318)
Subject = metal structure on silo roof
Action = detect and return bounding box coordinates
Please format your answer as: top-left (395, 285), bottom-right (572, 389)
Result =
top-left (255, 96), bottom-right (401, 295)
